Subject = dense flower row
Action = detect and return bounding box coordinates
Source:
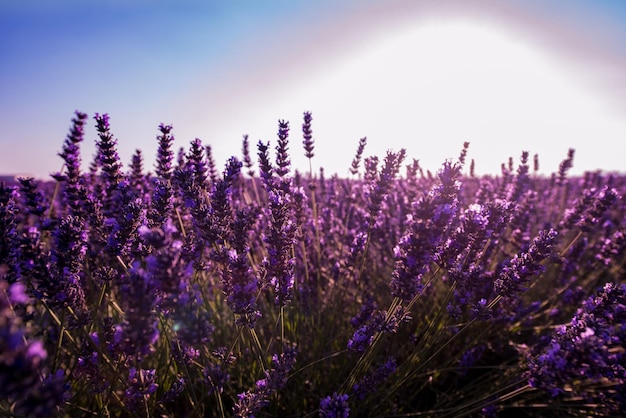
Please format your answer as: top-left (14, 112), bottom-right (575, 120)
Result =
top-left (1, 110), bottom-right (625, 417)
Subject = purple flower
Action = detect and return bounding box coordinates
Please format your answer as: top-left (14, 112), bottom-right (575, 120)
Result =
top-left (155, 123), bottom-right (175, 180)
top-left (302, 111), bottom-right (315, 160)
top-left (457, 141), bottom-right (470, 166)
top-left (526, 282), bottom-right (626, 413)
top-left (220, 210), bottom-right (261, 327)
top-left (170, 340), bottom-right (200, 369)
top-left (366, 149), bottom-right (406, 226)
top-left (348, 306), bottom-right (410, 352)
top-left (147, 178), bottom-right (173, 227)
top-left (255, 138), bottom-right (299, 307)
top-left (73, 347), bottom-right (109, 395)
top-left (435, 202), bottom-right (491, 270)
top-left (187, 138), bottom-right (208, 190)
top-left (94, 113), bottom-right (123, 206)
top-left (596, 230), bottom-right (626, 266)
top-left (129, 148), bottom-right (146, 194)
top-left (173, 163), bottom-right (199, 210)
top-left (242, 134), bottom-right (255, 177)
top-left (204, 361), bottom-right (230, 395)
top-left (124, 367), bottom-right (158, 412)
top-left (257, 140), bottom-right (274, 189)
top-left (292, 185), bottom-right (308, 231)
top-left (438, 201), bottom-right (513, 318)
top-left (391, 161), bottom-right (462, 302)
top-left (162, 376), bottom-right (185, 404)
top-left (52, 111), bottom-right (88, 217)
top-left (508, 190), bottom-right (538, 247)
top-left (105, 179), bottom-right (146, 257)
top-left (363, 155), bottom-right (379, 184)
top-left (561, 186), bottom-right (619, 233)
top-left (561, 187), bottom-right (595, 230)
top-left (8, 281), bottom-right (29, 304)
top-left (579, 186), bottom-right (619, 231)
top-left (17, 177), bottom-right (48, 218)
top-left (263, 189), bottom-right (297, 307)
top-left (31, 215), bottom-right (90, 326)
top-left (557, 148), bottom-right (575, 186)
top-left (117, 267), bottom-right (160, 359)
top-left (233, 347), bottom-right (297, 417)
top-left (319, 393), bottom-right (350, 418)
top-left (349, 137), bottom-right (367, 176)
top-left (176, 145), bottom-right (186, 169)
top-left (206, 144), bottom-right (219, 185)
top-left (506, 151), bottom-right (530, 203)
top-left (140, 222), bottom-right (187, 296)
top-left (215, 157), bottom-right (242, 214)
top-left (494, 228), bottom-right (557, 296)
top-left (349, 295), bottom-right (377, 329)
top-left (275, 119), bottom-right (291, 179)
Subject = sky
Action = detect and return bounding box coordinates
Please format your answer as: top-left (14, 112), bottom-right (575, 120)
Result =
top-left (2, 0), bottom-right (626, 180)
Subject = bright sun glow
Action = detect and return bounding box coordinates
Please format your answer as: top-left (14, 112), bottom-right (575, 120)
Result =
top-left (190, 19), bottom-right (626, 176)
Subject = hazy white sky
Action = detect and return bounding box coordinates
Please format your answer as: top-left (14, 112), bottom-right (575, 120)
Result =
top-left (1, 0), bottom-right (626, 179)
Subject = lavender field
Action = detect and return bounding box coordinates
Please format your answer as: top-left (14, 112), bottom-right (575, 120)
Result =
top-left (1, 111), bottom-right (625, 417)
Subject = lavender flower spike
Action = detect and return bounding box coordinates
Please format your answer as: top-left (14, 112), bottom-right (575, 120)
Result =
top-left (242, 134), bottom-right (255, 177)
top-left (94, 113), bottom-right (122, 192)
top-left (187, 138), bottom-right (207, 189)
top-left (391, 160), bottom-right (462, 302)
top-left (233, 347), bottom-right (297, 417)
top-left (53, 111), bottom-right (88, 216)
top-left (302, 111), bottom-right (315, 159)
top-left (48, 215), bottom-right (89, 322)
top-left (257, 140), bottom-right (274, 189)
top-left (155, 123), bottom-right (174, 180)
top-left (263, 189), bottom-right (297, 307)
top-left (494, 228), bottom-right (558, 296)
top-left (367, 149), bottom-right (406, 226)
top-left (350, 137), bottom-right (367, 176)
top-left (275, 119), bottom-right (291, 178)
top-left (124, 368), bottom-right (158, 412)
top-left (319, 393), bottom-right (350, 418)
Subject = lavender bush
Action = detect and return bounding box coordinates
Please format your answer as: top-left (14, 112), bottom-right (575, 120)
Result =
top-left (1, 110), bottom-right (625, 417)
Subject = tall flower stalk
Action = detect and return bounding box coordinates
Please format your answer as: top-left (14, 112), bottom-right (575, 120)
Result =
top-left (53, 111), bottom-right (88, 217)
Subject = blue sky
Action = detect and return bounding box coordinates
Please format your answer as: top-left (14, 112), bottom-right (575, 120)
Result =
top-left (2, 0), bottom-right (626, 179)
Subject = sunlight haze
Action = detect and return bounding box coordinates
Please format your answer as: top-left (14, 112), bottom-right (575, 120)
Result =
top-left (1, 0), bottom-right (625, 179)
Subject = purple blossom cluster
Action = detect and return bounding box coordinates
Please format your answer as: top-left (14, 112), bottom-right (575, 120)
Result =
top-left (233, 347), bottom-right (297, 417)
top-left (526, 283), bottom-right (626, 412)
top-left (391, 160), bottom-right (463, 302)
top-left (0, 111), bottom-right (625, 416)
top-left (319, 392), bottom-right (350, 418)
